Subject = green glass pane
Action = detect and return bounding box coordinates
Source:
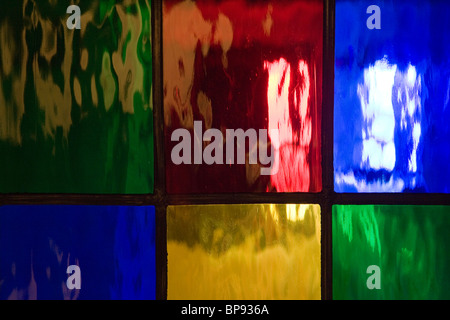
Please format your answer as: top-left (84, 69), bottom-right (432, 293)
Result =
top-left (333, 205), bottom-right (450, 300)
top-left (0, 0), bottom-right (153, 193)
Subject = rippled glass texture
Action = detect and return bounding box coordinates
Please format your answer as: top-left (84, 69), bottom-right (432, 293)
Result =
top-left (167, 204), bottom-right (321, 300)
top-left (0, 1), bottom-right (153, 193)
top-left (0, 205), bottom-right (155, 300)
top-left (333, 205), bottom-right (450, 300)
top-left (334, 0), bottom-right (450, 193)
top-left (163, 0), bottom-right (323, 193)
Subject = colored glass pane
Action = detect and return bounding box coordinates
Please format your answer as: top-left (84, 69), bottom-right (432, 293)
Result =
top-left (0, 1), bottom-right (153, 193)
top-left (333, 205), bottom-right (450, 300)
top-left (163, 0), bottom-right (323, 193)
top-left (167, 204), bottom-right (321, 300)
top-left (0, 205), bottom-right (155, 300)
top-left (334, 0), bottom-right (450, 193)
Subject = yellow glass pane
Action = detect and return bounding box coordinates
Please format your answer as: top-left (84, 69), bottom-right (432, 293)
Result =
top-left (167, 204), bottom-right (321, 300)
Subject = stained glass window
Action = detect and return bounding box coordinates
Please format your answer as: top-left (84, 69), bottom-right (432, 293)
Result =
top-left (1, 0), bottom-right (449, 304)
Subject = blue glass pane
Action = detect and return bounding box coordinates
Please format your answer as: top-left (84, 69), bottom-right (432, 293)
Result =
top-left (334, 0), bottom-right (450, 193)
top-left (0, 205), bottom-right (155, 300)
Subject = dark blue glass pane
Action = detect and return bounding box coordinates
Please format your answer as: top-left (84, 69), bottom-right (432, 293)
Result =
top-left (0, 205), bottom-right (155, 300)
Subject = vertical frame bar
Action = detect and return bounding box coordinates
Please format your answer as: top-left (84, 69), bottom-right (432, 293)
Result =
top-left (322, 0), bottom-right (335, 300)
top-left (152, 0), bottom-right (167, 300)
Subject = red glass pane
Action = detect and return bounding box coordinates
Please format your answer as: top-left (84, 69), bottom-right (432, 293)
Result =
top-left (163, 0), bottom-right (322, 193)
